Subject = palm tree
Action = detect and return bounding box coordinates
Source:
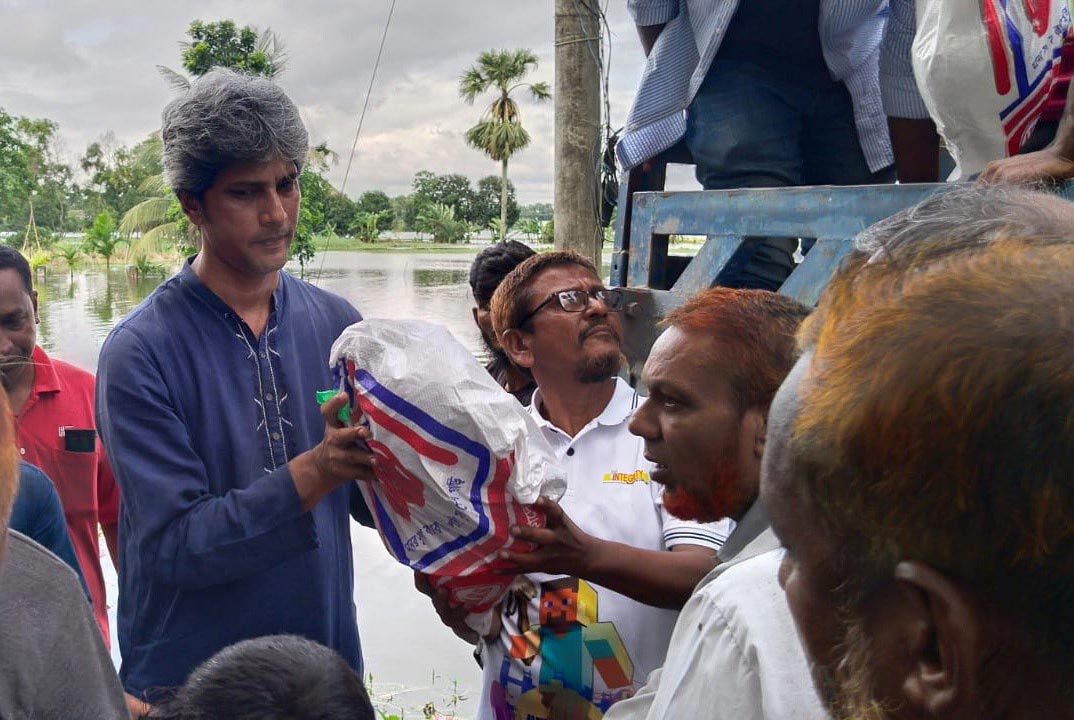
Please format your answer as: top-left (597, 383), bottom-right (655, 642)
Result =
top-left (54, 243), bottom-right (83, 279)
top-left (84, 211), bottom-right (124, 270)
top-left (460, 49), bottom-right (550, 241)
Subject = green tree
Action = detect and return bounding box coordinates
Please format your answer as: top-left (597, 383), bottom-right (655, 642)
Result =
top-left (158, 20), bottom-right (287, 90)
top-left (120, 174), bottom-right (191, 258)
top-left (292, 204), bottom-right (317, 277)
top-left (83, 211), bottom-right (123, 269)
top-left (14, 117), bottom-right (75, 232)
top-left (474, 175), bottom-right (519, 230)
top-left (0, 109), bottom-right (81, 235)
top-left (0, 109), bottom-right (34, 233)
top-left (517, 217), bottom-right (543, 243)
top-left (83, 134), bottom-right (163, 219)
top-left (411, 171), bottom-right (477, 223)
top-left (459, 49), bottom-right (550, 241)
top-left (54, 243), bottom-right (83, 279)
top-left (355, 191), bottom-right (394, 231)
top-left (352, 211), bottom-right (389, 243)
top-left (391, 194), bottom-right (419, 231)
top-left (417, 203), bottom-right (471, 244)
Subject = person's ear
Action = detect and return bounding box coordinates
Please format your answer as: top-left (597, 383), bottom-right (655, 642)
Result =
top-left (178, 191), bottom-right (206, 227)
top-left (887, 561), bottom-right (982, 717)
top-left (499, 328), bottom-right (534, 369)
top-left (744, 408), bottom-right (767, 459)
top-left (31, 289), bottom-right (39, 324)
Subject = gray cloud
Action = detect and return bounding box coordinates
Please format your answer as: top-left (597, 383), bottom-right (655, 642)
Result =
top-left (0, 1), bottom-right (647, 203)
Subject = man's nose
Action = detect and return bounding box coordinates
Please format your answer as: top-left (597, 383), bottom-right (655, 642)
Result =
top-left (261, 190), bottom-right (288, 226)
top-left (628, 399), bottom-right (658, 440)
top-left (583, 293), bottom-right (610, 317)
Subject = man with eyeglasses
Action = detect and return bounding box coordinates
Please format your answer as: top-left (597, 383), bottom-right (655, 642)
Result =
top-left (429, 251), bottom-right (729, 719)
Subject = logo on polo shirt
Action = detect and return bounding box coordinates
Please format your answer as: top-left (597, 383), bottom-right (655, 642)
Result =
top-left (602, 469), bottom-right (650, 485)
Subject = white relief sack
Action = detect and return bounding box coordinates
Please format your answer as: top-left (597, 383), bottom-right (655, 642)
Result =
top-left (912, 0), bottom-right (1071, 179)
top-left (329, 319), bottom-right (566, 634)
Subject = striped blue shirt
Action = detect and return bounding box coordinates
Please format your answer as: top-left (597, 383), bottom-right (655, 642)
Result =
top-left (880, 0), bottom-right (931, 119)
top-left (619, 0), bottom-right (896, 172)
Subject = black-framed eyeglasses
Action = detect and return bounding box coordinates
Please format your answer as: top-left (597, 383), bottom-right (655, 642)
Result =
top-left (517, 287), bottom-right (624, 327)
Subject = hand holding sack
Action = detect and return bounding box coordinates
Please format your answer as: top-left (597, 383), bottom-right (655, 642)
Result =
top-left (912, 0), bottom-right (1071, 178)
top-left (329, 320), bottom-right (566, 635)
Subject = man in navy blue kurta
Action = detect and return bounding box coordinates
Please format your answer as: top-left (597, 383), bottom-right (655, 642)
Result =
top-left (95, 69), bottom-right (377, 707)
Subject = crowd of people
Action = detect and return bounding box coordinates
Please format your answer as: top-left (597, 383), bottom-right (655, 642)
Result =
top-left (0, 7), bottom-right (1073, 720)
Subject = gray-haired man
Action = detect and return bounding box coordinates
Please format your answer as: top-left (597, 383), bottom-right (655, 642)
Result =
top-left (96, 69), bottom-right (375, 708)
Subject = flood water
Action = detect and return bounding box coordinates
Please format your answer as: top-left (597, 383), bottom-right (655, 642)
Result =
top-left (37, 250), bottom-right (491, 718)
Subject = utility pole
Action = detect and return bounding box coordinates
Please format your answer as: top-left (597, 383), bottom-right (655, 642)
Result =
top-left (554, 0), bottom-right (602, 266)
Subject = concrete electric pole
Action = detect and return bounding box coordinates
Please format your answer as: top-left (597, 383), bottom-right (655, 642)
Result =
top-left (554, 0), bottom-right (602, 266)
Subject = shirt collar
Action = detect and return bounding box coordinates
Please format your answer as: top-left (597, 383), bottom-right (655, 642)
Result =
top-left (30, 345), bottom-right (60, 395)
top-left (529, 376), bottom-right (638, 434)
top-left (718, 501), bottom-right (771, 562)
top-left (179, 256), bottom-right (287, 317)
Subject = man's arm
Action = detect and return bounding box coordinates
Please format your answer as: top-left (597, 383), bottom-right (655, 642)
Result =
top-left (636, 24), bottom-right (666, 56)
top-left (888, 117), bottom-right (942, 183)
top-left (95, 328), bottom-right (375, 591)
top-left (628, 1), bottom-right (678, 55)
top-left (497, 497), bottom-right (717, 609)
top-left (980, 78), bottom-right (1074, 183)
top-left (881, 0), bottom-right (942, 182)
top-left (95, 449), bottom-right (120, 570)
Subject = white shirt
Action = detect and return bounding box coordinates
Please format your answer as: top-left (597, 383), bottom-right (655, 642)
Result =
top-left (605, 514), bottom-right (826, 720)
top-left (476, 378), bottom-right (731, 719)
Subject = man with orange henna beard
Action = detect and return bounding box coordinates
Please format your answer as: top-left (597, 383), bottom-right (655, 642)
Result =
top-left (606, 286), bottom-right (825, 720)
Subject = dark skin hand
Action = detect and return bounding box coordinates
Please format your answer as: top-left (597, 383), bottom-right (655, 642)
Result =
top-left (289, 393), bottom-right (377, 512)
top-left (496, 496), bottom-right (717, 609)
top-left (414, 571), bottom-right (500, 644)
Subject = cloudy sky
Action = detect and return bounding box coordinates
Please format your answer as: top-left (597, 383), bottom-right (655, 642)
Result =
top-left (0, 1), bottom-right (657, 204)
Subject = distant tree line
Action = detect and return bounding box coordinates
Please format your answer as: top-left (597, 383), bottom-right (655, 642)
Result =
top-left (0, 18), bottom-right (553, 278)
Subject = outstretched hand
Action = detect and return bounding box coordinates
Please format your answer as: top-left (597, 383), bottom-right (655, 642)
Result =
top-left (496, 497), bottom-right (604, 578)
top-left (978, 147), bottom-right (1074, 185)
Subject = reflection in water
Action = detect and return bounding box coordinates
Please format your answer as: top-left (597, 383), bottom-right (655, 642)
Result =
top-left (412, 268), bottom-right (469, 287)
top-left (37, 251), bottom-right (486, 372)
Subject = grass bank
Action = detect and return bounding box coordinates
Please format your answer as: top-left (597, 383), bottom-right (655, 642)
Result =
top-left (313, 236), bottom-right (553, 253)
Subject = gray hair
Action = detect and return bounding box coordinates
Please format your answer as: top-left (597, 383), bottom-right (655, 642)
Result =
top-left (161, 68), bottom-right (309, 195)
top-left (854, 184), bottom-right (1074, 266)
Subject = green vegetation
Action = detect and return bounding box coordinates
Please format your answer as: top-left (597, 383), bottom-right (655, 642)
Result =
top-left (460, 49), bottom-right (550, 241)
top-left (0, 21), bottom-right (554, 271)
top-left (83, 212), bottom-right (123, 269)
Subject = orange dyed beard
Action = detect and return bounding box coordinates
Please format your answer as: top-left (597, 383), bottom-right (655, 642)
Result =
top-left (663, 438), bottom-right (743, 523)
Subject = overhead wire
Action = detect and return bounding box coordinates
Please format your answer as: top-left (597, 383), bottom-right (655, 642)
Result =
top-left (313, 0), bottom-right (397, 283)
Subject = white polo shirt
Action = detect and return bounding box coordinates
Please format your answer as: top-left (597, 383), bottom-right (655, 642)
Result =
top-left (477, 377), bottom-right (732, 720)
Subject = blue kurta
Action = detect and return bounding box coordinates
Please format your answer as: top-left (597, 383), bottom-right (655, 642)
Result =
top-left (96, 260), bottom-right (363, 699)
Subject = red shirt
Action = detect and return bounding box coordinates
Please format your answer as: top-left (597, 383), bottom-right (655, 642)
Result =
top-left (15, 345), bottom-right (119, 645)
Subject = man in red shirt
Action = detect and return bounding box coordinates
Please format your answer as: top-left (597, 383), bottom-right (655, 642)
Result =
top-left (0, 246), bottom-right (118, 645)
